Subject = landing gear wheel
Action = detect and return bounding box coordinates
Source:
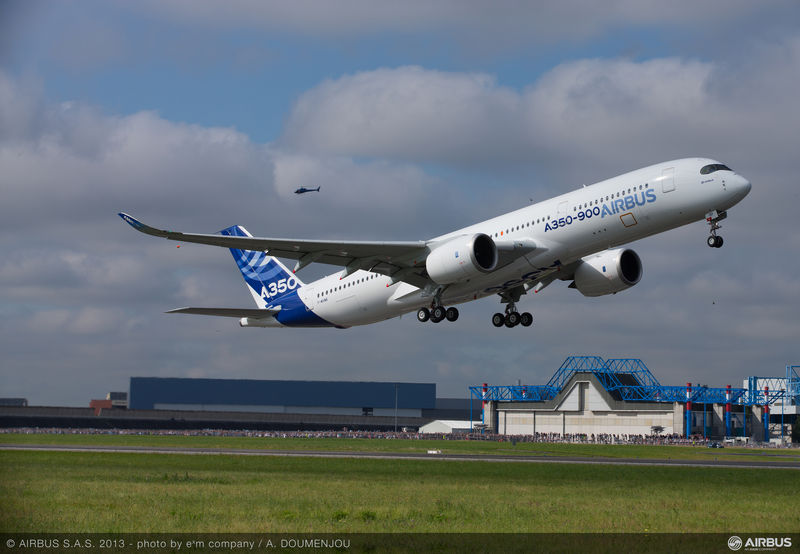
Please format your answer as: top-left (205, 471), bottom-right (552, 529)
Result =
top-left (705, 210), bottom-right (727, 249)
top-left (431, 306), bottom-right (446, 323)
top-left (416, 308), bottom-right (430, 323)
top-left (505, 312), bottom-right (521, 327)
top-left (520, 312), bottom-right (533, 327)
top-left (492, 313), bottom-right (505, 327)
top-left (445, 307), bottom-right (459, 322)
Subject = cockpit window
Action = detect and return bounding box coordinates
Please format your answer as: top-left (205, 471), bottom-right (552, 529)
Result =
top-left (700, 164), bottom-right (731, 175)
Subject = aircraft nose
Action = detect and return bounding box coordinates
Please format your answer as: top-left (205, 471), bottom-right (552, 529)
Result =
top-left (735, 174), bottom-right (752, 199)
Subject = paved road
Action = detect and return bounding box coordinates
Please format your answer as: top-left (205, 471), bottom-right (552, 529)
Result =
top-left (3, 443), bottom-right (800, 469)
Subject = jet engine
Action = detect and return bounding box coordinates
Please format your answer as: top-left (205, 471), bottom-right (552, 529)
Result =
top-left (570, 248), bottom-right (642, 297)
top-left (426, 234), bottom-right (498, 284)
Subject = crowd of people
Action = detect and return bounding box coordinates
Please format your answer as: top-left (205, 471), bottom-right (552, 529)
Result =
top-left (1, 426), bottom-right (786, 446)
top-left (495, 431), bottom-right (735, 446)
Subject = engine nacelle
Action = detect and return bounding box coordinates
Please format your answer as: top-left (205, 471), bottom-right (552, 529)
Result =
top-left (572, 248), bottom-right (642, 297)
top-left (426, 234), bottom-right (498, 284)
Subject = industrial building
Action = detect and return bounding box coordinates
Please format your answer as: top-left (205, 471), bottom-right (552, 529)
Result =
top-left (471, 356), bottom-right (799, 442)
top-left (130, 377), bottom-right (435, 417)
top-left (0, 377), bottom-right (477, 432)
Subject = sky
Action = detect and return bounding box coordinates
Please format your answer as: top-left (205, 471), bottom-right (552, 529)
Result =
top-left (1, 1), bottom-right (799, 406)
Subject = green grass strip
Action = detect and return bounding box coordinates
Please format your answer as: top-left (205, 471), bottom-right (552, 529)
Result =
top-left (2, 450), bottom-right (799, 533)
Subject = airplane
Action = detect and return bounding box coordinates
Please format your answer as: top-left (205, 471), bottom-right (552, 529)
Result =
top-left (119, 157), bottom-right (751, 329)
top-left (294, 186), bottom-right (321, 194)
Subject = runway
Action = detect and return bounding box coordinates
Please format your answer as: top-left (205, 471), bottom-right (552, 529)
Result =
top-left (3, 443), bottom-right (800, 470)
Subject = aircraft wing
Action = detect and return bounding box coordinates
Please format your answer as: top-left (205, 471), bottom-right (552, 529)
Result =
top-left (119, 213), bottom-right (431, 287)
top-left (166, 307), bottom-right (280, 318)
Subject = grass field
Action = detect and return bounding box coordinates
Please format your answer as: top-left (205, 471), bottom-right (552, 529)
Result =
top-left (2, 434), bottom-right (799, 533)
top-left (3, 432), bottom-right (800, 463)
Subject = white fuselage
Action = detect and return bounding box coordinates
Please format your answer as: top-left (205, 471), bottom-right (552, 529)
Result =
top-left (298, 158), bottom-right (751, 328)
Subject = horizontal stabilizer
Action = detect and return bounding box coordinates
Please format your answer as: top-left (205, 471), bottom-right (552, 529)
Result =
top-left (166, 307), bottom-right (280, 318)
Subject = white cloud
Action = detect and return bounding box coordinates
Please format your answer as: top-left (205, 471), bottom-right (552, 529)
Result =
top-left (132, 0), bottom-right (784, 44)
top-left (281, 67), bottom-right (526, 166)
top-left (280, 48), bottom-right (800, 184)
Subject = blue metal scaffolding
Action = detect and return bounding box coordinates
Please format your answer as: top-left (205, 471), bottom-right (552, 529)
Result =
top-left (469, 356), bottom-right (797, 440)
top-left (469, 355), bottom-right (787, 407)
top-left (788, 365), bottom-right (800, 404)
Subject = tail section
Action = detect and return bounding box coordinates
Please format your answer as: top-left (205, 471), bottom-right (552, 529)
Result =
top-left (220, 225), bottom-right (304, 309)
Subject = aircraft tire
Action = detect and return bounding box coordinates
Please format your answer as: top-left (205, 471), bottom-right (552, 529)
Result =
top-left (417, 308), bottom-right (430, 322)
top-left (445, 307), bottom-right (459, 322)
top-left (431, 306), bottom-right (446, 322)
top-left (506, 312), bottom-right (521, 327)
top-left (520, 312), bottom-right (533, 327)
top-left (714, 236), bottom-right (724, 248)
top-left (492, 313), bottom-right (505, 327)
top-left (707, 236), bottom-right (717, 248)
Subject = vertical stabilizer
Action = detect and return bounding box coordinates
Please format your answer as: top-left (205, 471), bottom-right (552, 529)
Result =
top-left (220, 225), bottom-right (304, 309)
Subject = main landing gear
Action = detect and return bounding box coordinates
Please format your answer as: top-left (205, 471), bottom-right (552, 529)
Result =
top-left (492, 302), bottom-right (533, 329)
top-left (706, 210), bottom-right (727, 248)
top-left (417, 305), bottom-right (459, 323)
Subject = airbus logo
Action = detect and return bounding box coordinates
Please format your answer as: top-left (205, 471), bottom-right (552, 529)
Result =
top-left (729, 536), bottom-right (792, 551)
top-left (598, 189), bottom-right (657, 218)
top-left (545, 189), bottom-right (657, 232)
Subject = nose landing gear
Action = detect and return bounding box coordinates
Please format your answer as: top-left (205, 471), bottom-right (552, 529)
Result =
top-left (706, 210), bottom-right (727, 248)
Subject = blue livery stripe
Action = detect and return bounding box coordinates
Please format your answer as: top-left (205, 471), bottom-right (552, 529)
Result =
top-left (219, 225), bottom-right (335, 328)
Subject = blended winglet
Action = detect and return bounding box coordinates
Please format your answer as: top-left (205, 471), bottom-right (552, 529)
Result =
top-left (118, 212), bottom-right (169, 238)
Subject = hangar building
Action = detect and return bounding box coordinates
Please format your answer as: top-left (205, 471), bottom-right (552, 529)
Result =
top-left (471, 356), bottom-right (799, 442)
